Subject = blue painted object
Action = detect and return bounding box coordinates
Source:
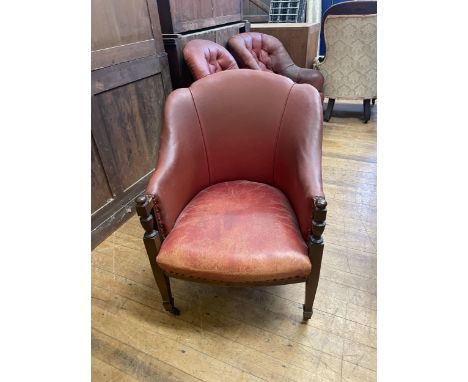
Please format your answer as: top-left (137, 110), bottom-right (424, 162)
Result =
top-left (319, 0), bottom-right (349, 56)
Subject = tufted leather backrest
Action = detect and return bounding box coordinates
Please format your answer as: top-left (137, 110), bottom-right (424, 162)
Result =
top-left (149, 70), bottom-right (323, 238)
top-left (227, 32), bottom-right (294, 74)
top-left (183, 39), bottom-right (239, 81)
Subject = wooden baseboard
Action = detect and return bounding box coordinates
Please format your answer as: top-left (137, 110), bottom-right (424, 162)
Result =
top-left (91, 171), bottom-right (153, 249)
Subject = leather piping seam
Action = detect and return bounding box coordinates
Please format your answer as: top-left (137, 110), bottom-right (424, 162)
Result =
top-left (189, 88), bottom-right (212, 185)
top-left (272, 83), bottom-right (295, 184)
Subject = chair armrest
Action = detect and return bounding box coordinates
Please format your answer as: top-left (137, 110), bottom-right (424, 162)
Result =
top-left (144, 89), bottom-right (210, 238)
top-left (282, 65), bottom-right (324, 101)
top-left (274, 83), bottom-right (325, 240)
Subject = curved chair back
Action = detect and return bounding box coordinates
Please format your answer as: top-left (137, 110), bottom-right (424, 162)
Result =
top-left (183, 39), bottom-right (238, 81)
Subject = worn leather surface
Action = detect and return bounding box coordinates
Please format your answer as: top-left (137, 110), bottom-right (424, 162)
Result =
top-left (228, 32), bottom-right (324, 99)
top-left (146, 69), bottom-right (324, 245)
top-left (156, 181), bottom-right (310, 283)
top-left (183, 39), bottom-right (239, 81)
top-left (145, 88), bottom-right (210, 237)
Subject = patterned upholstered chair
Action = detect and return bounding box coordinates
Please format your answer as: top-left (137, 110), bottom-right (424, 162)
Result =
top-left (135, 69), bottom-right (327, 321)
top-left (228, 32), bottom-right (324, 101)
top-left (315, 1), bottom-right (377, 122)
top-left (183, 39), bottom-right (239, 81)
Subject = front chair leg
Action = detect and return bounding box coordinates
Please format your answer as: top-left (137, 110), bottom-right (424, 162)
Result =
top-left (303, 197), bottom-right (327, 320)
top-left (324, 98), bottom-right (335, 122)
top-left (135, 195), bottom-right (180, 315)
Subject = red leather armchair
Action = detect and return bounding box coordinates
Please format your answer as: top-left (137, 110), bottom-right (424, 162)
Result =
top-left (228, 32), bottom-right (324, 101)
top-left (183, 39), bottom-right (239, 81)
top-left (135, 69), bottom-right (327, 320)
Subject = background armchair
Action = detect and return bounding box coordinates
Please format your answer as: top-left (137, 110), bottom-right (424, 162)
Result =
top-left (228, 32), bottom-right (324, 101)
top-left (315, 1), bottom-right (377, 122)
top-left (135, 69), bottom-right (327, 320)
top-left (183, 39), bottom-right (239, 81)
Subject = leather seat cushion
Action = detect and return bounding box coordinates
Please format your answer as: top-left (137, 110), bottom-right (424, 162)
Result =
top-left (156, 180), bottom-right (310, 283)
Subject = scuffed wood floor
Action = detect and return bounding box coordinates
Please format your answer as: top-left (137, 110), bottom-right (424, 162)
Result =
top-left (92, 101), bottom-right (377, 382)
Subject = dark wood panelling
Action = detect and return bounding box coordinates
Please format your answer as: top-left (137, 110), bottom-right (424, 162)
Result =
top-left (146, 0), bottom-right (165, 52)
top-left (92, 0), bottom-right (155, 50)
top-left (92, 0), bottom-right (172, 248)
top-left (243, 0), bottom-right (269, 22)
top-left (213, 0), bottom-right (243, 24)
top-left (93, 74), bottom-right (165, 192)
top-left (246, 15), bottom-right (268, 22)
top-left (91, 170), bottom-right (154, 248)
top-left (92, 54), bottom-right (162, 94)
top-left (215, 23), bottom-right (242, 46)
top-left (92, 40), bottom-right (158, 70)
top-left (157, 0), bottom-right (242, 34)
top-left (91, 135), bottom-right (113, 213)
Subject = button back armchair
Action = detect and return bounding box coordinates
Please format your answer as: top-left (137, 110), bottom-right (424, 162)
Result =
top-left (135, 69), bottom-right (327, 320)
top-left (228, 32), bottom-right (324, 101)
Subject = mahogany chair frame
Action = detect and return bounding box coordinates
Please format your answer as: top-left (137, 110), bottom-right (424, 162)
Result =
top-left (135, 193), bottom-right (327, 321)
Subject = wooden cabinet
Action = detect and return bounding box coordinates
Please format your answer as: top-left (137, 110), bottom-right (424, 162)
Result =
top-left (251, 22), bottom-right (320, 68)
top-left (91, 0), bottom-right (172, 248)
top-left (157, 0), bottom-right (243, 33)
top-left (156, 0), bottom-right (246, 89)
top-left (164, 22), bottom-right (249, 89)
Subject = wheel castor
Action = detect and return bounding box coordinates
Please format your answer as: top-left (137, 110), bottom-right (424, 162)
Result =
top-left (169, 306), bottom-right (180, 316)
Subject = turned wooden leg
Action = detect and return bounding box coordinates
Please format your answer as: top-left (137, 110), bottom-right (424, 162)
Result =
top-left (303, 197), bottom-right (327, 321)
top-left (324, 98), bottom-right (335, 122)
top-left (135, 195), bottom-right (180, 315)
top-left (363, 99), bottom-right (371, 123)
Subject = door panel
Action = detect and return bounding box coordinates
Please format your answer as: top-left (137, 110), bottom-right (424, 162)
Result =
top-left (91, 0), bottom-right (172, 248)
top-left (93, 74), bottom-right (164, 192)
top-left (91, 0), bottom-right (154, 50)
top-left (157, 0), bottom-right (243, 33)
top-left (91, 136), bottom-right (113, 213)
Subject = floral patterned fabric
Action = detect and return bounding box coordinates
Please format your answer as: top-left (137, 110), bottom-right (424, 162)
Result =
top-left (315, 14), bottom-right (376, 100)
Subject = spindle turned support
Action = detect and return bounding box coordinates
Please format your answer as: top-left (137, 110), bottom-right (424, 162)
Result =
top-left (303, 196), bottom-right (327, 321)
top-left (135, 194), bottom-right (180, 315)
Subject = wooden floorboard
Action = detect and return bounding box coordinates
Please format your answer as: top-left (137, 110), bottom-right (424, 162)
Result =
top-left (92, 102), bottom-right (377, 381)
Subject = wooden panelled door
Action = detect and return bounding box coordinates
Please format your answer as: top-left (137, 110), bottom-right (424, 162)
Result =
top-left (243, 0), bottom-right (270, 23)
top-left (91, 0), bottom-right (172, 248)
top-left (157, 0), bottom-right (243, 33)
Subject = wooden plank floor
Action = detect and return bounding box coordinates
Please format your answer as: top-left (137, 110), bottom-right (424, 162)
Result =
top-left (92, 101), bottom-right (377, 382)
